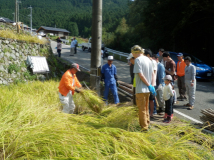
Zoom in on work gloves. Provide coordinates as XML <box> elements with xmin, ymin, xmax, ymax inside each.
<box><xmin>148</xmin><ymin>85</ymin><xmax>156</xmax><ymax>96</ymax></box>
<box><xmin>75</xmin><ymin>88</ymin><xmax>82</xmax><ymax>93</ymax></box>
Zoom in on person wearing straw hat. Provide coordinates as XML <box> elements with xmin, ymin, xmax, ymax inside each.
<box><xmin>101</xmin><ymin>56</ymin><xmax>120</xmax><ymax>104</ymax></box>
<box><xmin>132</xmin><ymin>45</ymin><xmax>155</xmax><ymax>131</ymax></box>
<box><xmin>58</xmin><ymin>63</ymin><xmax>82</xmax><ymax>114</ymax></box>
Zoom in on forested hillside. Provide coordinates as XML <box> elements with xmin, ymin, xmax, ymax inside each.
<box><xmin>0</xmin><ymin>0</ymin><xmax>128</xmax><ymax>37</ymax></box>
<box><xmin>105</xmin><ymin>0</ymin><xmax>214</xmax><ymax>66</ymax></box>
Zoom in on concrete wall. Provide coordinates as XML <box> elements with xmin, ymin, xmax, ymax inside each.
<box><xmin>0</xmin><ymin>37</ymin><xmax>50</xmax><ymax>85</ymax></box>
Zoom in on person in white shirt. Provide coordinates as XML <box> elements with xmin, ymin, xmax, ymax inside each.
<box><xmin>144</xmin><ymin>49</ymin><xmax>157</xmax><ymax>118</ymax></box>
<box><xmin>70</xmin><ymin>38</ymin><xmax>75</xmax><ymax>56</ymax></box>
<box><xmin>163</xmin><ymin>75</ymin><xmax>174</xmax><ymax>123</ymax></box>
<box><xmin>132</xmin><ymin>45</ymin><xmax>155</xmax><ymax>131</ymax></box>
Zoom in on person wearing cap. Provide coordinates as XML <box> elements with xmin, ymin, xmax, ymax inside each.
<box><xmin>127</xmin><ymin>53</ymin><xmax>136</xmax><ymax>105</ymax></box>
<box><xmin>70</xmin><ymin>38</ymin><xmax>75</xmax><ymax>56</ymax></box>
<box><xmin>144</xmin><ymin>49</ymin><xmax>157</xmax><ymax>118</ymax></box>
<box><xmin>73</xmin><ymin>37</ymin><xmax>78</xmax><ymax>54</ymax></box>
<box><xmin>101</xmin><ymin>56</ymin><xmax>120</xmax><ymax>104</ymax></box>
<box><xmin>184</xmin><ymin>56</ymin><xmax>196</xmax><ymax>110</ymax></box>
<box><xmin>127</xmin><ymin>53</ymin><xmax>135</xmax><ymax>84</ymax></box>
<box><xmin>163</xmin><ymin>75</ymin><xmax>174</xmax><ymax>123</ymax></box>
<box><xmin>58</xmin><ymin>63</ymin><xmax>82</xmax><ymax>114</ymax></box>
<box><xmin>132</xmin><ymin>45</ymin><xmax>155</xmax><ymax>131</ymax></box>
<box><xmin>176</xmin><ymin>53</ymin><xmax>187</xmax><ymax>101</ymax></box>
<box><xmin>158</xmin><ymin>48</ymin><xmax>165</xmax><ymax>66</ymax></box>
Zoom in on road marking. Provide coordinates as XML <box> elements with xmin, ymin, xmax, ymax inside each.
<box><xmin>174</xmin><ymin>109</ymin><xmax>203</xmax><ymax>124</ymax></box>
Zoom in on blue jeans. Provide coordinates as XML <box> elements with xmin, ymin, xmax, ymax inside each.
<box><xmin>104</xmin><ymin>83</ymin><xmax>120</xmax><ymax>104</ymax></box>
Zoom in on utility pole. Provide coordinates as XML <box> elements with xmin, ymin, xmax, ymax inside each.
<box><xmin>15</xmin><ymin>0</ymin><xmax>19</xmax><ymax>33</ymax></box>
<box><xmin>17</xmin><ymin>0</ymin><xmax>21</xmax><ymax>22</ymax></box>
<box><xmin>28</xmin><ymin>5</ymin><xmax>32</xmax><ymax>35</ymax></box>
<box><xmin>12</xmin><ymin>13</ymin><xmax>15</xmax><ymax>22</ymax></box>
<box><xmin>15</xmin><ymin>0</ymin><xmax>17</xmax><ymax>22</ymax></box>
<box><xmin>90</xmin><ymin>0</ymin><xmax>102</xmax><ymax>94</ymax></box>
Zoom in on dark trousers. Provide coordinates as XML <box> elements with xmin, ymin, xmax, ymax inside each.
<box><xmin>177</xmin><ymin>76</ymin><xmax>186</xmax><ymax>97</ymax></box>
<box><xmin>130</xmin><ymin>64</ymin><xmax>134</xmax><ymax>84</ymax></box>
<box><xmin>74</xmin><ymin>45</ymin><xmax>77</xmax><ymax>54</ymax></box>
<box><xmin>57</xmin><ymin>49</ymin><xmax>61</xmax><ymax>57</ymax></box>
<box><xmin>165</xmin><ymin>96</ymin><xmax>173</xmax><ymax>116</ymax></box>
<box><xmin>133</xmin><ymin>87</ymin><xmax>136</xmax><ymax>105</ymax></box>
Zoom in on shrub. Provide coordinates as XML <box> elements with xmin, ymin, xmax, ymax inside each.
<box><xmin>8</xmin><ymin>63</ymin><xmax>20</xmax><ymax>74</ymax></box>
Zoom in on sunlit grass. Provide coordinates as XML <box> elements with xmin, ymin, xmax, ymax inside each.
<box><xmin>0</xmin><ymin>81</ymin><xmax>213</xmax><ymax>159</ymax></box>
<box><xmin>0</xmin><ymin>30</ymin><xmax>47</xmax><ymax>44</ymax></box>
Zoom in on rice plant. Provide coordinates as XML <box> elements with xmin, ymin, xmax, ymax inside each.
<box><xmin>0</xmin><ymin>81</ymin><xmax>213</xmax><ymax>159</ymax></box>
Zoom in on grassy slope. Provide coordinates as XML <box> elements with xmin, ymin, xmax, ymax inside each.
<box><xmin>0</xmin><ymin>81</ymin><xmax>214</xmax><ymax>159</ymax></box>
<box><xmin>0</xmin><ymin>29</ymin><xmax>46</xmax><ymax>44</ymax></box>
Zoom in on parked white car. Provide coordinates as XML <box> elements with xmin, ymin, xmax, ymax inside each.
<box><xmin>81</xmin><ymin>38</ymin><xmax>104</xmax><ymax>52</ymax></box>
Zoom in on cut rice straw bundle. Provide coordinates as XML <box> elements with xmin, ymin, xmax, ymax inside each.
<box><xmin>79</xmin><ymin>89</ymin><xmax>104</xmax><ymax>113</ymax></box>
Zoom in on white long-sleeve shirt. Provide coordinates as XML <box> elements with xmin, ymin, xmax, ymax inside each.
<box><xmin>163</xmin><ymin>83</ymin><xmax>174</xmax><ymax>101</ymax></box>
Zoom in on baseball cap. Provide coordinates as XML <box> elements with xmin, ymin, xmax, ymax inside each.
<box><xmin>159</xmin><ymin>48</ymin><xmax>164</xmax><ymax>52</ymax></box>
<box><xmin>163</xmin><ymin>75</ymin><xmax>172</xmax><ymax>81</ymax></box>
<box><xmin>71</xmin><ymin>63</ymin><xmax>81</xmax><ymax>71</ymax></box>
<box><xmin>177</xmin><ymin>53</ymin><xmax>183</xmax><ymax>57</ymax></box>
<box><xmin>127</xmin><ymin>53</ymin><xmax>134</xmax><ymax>60</ymax></box>
<box><xmin>108</xmin><ymin>56</ymin><xmax>114</xmax><ymax>61</ymax></box>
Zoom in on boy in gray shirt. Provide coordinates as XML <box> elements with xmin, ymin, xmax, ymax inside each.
<box><xmin>184</xmin><ymin>56</ymin><xmax>196</xmax><ymax>110</ymax></box>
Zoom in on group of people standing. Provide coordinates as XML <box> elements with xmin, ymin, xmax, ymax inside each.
<box><xmin>128</xmin><ymin>46</ymin><xmax>196</xmax><ymax>131</ymax></box>
<box><xmin>56</xmin><ymin>37</ymin><xmax>78</xmax><ymax>57</ymax></box>
<box><xmin>56</xmin><ymin>39</ymin><xmax>196</xmax><ymax>131</ymax></box>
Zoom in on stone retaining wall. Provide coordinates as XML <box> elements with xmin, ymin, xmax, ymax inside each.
<box><xmin>0</xmin><ymin>37</ymin><xmax>50</xmax><ymax>85</ymax></box>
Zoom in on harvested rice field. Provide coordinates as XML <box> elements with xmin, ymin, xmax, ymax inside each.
<box><xmin>0</xmin><ymin>81</ymin><xmax>214</xmax><ymax>159</ymax></box>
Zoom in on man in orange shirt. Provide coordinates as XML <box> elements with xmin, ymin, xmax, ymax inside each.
<box><xmin>176</xmin><ymin>53</ymin><xmax>187</xmax><ymax>101</ymax></box>
<box><xmin>58</xmin><ymin>63</ymin><xmax>82</xmax><ymax>114</ymax></box>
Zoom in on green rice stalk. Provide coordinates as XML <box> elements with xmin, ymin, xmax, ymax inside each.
<box><xmin>77</xmin><ymin>89</ymin><xmax>104</xmax><ymax>114</ymax></box>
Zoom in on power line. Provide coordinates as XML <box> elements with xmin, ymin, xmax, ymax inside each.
<box><xmin>28</xmin><ymin>5</ymin><xmax>32</xmax><ymax>34</ymax></box>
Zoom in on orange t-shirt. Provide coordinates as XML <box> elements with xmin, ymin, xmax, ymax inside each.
<box><xmin>176</xmin><ymin>59</ymin><xmax>186</xmax><ymax>77</ymax></box>
<box><xmin>58</xmin><ymin>70</ymin><xmax>82</xmax><ymax>96</ymax></box>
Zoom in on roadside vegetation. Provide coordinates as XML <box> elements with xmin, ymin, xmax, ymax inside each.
<box><xmin>0</xmin><ymin>29</ymin><xmax>47</xmax><ymax>44</ymax></box>
<box><xmin>0</xmin><ymin>80</ymin><xmax>214</xmax><ymax>159</ymax></box>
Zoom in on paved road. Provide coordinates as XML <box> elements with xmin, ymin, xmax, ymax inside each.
<box><xmin>51</xmin><ymin>41</ymin><xmax>131</xmax><ymax>83</ymax></box>
<box><xmin>51</xmin><ymin>41</ymin><xmax>214</xmax><ymax>123</ymax></box>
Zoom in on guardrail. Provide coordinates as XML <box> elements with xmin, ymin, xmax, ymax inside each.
<box><xmin>106</xmin><ymin>48</ymin><xmax>129</xmax><ymax>62</ymax></box>
<box><xmin>106</xmin><ymin>48</ymin><xmax>129</xmax><ymax>58</ymax></box>
<box><xmin>61</xmin><ymin>39</ymin><xmax>69</xmax><ymax>44</ymax></box>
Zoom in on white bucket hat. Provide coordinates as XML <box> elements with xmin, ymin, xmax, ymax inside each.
<box><xmin>127</xmin><ymin>53</ymin><xmax>134</xmax><ymax>60</ymax></box>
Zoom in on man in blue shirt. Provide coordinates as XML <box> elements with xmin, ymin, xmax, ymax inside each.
<box><xmin>153</xmin><ymin>54</ymin><xmax>165</xmax><ymax>113</ymax></box>
<box><xmin>101</xmin><ymin>56</ymin><xmax>120</xmax><ymax>104</ymax></box>
<box><xmin>73</xmin><ymin>37</ymin><xmax>78</xmax><ymax>54</ymax></box>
